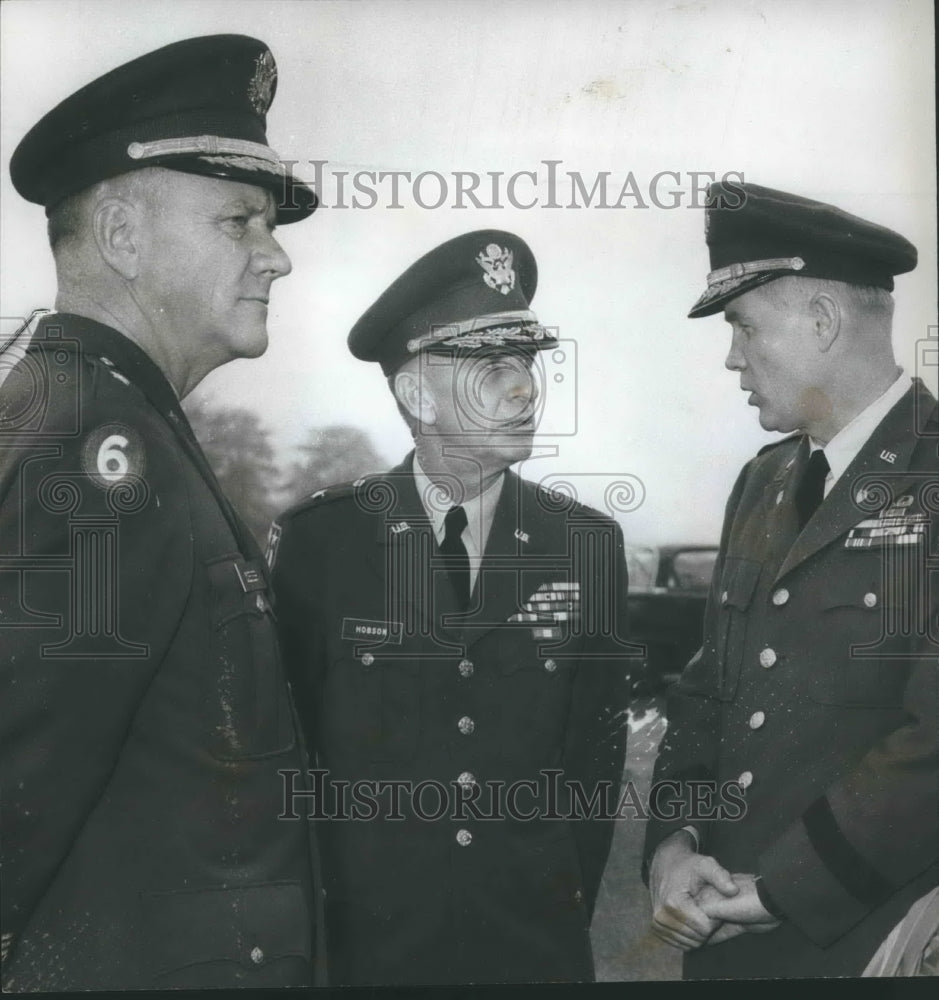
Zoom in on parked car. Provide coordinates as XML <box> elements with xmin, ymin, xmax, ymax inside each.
<box><xmin>625</xmin><ymin>544</ymin><xmax>719</xmax><ymax>693</ymax></box>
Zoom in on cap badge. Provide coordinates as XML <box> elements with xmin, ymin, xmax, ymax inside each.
<box><xmin>248</xmin><ymin>49</ymin><xmax>277</xmax><ymax>116</ymax></box>
<box><xmin>476</xmin><ymin>243</ymin><xmax>516</xmax><ymax>296</ymax></box>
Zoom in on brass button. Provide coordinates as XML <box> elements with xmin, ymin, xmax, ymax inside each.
<box><xmin>864</xmin><ymin>592</ymin><xmax>878</xmax><ymax>608</ymax></box>
<box><xmin>738</xmin><ymin>770</ymin><xmax>753</xmax><ymax>789</ymax></box>
<box><xmin>361</xmin><ymin>652</ymin><xmax>375</xmax><ymax>666</ymax></box>
<box><xmin>759</xmin><ymin>648</ymin><xmax>777</xmax><ymax>669</ymax></box>
<box><xmin>255</xmin><ymin>593</ymin><xmax>267</xmax><ymax>612</ymax></box>
<box><xmin>458</xmin><ymin>658</ymin><xmax>474</xmax><ymax>677</ymax></box>
<box><xmin>721</xmin><ymin>590</ymin><xmax>729</xmax><ymax>605</ymax></box>
<box><xmin>749</xmin><ymin>711</ymin><xmax>765</xmax><ymax>730</ymax></box>
<box><xmin>458</xmin><ymin>716</ymin><xmax>475</xmax><ymax>736</ymax></box>
<box><xmin>250</xmin><ymin>946</ymin><xmax>264</xmax><ymax>965</ymax></box>
<box><xmin>456</xmin><ymin>828</ymin><xmax>473</xmax><ymax>847</ymax></box>
<box><xmin>544</xmin><ymin>658</ymin><xmax>558</xmax><ymax>673</ymax></box>
<box><xmin>457</xmin><ymin>771</ymin><xmax>476</xmax><ymax>787</ymax></box>
<box><xmin>574</xmin><ymin>889</ymin><xmax>584</xmax><ymax>903</ymax></box>
<box><xmin>772</xmin><ymin>588</ymin><xmax>789</xmax><ymax>607</ymax></box>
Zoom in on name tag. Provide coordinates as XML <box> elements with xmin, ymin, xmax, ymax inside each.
<box><xmin>341</xmin><ymin>618</ymin><xmax>403</xmax><ymax>644</ymax></box>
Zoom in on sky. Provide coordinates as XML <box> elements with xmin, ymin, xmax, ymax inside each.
<box><xmin>1</xmin><ymin>0</ymin><xmax>936</xmax><ymax>544</ymax></box>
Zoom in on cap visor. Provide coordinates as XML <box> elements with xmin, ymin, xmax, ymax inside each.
<box><xmin>687</xmin><ymin>272</ymin><xmax>787</xmax><ymax>318</ymax></box>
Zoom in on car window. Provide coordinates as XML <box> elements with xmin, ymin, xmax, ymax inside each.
<box><xmin>669</xmin><ymin>550</ymin><xmax>718</xmax><ymax>592</ymax></box>
<box><xmin>625</xmin><ymin>546</ymin><xmax>658</xmax><ymax>589</ymax></box>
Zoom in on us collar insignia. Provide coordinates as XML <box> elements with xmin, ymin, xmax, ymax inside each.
<box><xmin>476</xmin><ymin>243</ymin><xmax>516</xmax><ymax>295</ymax></box>
<box><xmin>248</xmin><ymin>49</ymin><xmax>277</xmax><ymax>116</ymax></box>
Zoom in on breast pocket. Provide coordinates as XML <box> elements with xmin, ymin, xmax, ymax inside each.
<box><xmin>320</xmin><ymin>652</ymin><xmax>420</xmax><ymax>764</ymax></box>
<box><xmin>808</xmin><ymin>575</ymin><xmax>909</xmax><ymax>707</ymax></box>
<box><xmin>205</xmin><ymin>555</ymin><xmax>296</xmax><ymax>760</ymax></box>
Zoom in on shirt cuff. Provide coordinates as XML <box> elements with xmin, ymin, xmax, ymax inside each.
<box><xmin>680</xmin><ymin>825</ymin><xmax>700</xmax><ymax>852</ymax></box>
<box><xmin>755</xmin><ymin>875</ymin><xmax>786</xmax><ymax>920</ymax></box>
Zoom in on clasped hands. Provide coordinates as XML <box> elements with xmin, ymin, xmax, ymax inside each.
<box><xmin>649</xmin><ymin>831</ymin><xmax>781</xmax><ymax>951</ymax></box>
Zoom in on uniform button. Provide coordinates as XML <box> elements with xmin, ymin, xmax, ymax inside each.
<box><xmin>544</xmin><ymin>658</ymin><xmax>558</xmax><ymax>673</ymax></box>
<box><xmin>458</xmin><ymin>716</ymin><xmax>475</xmax><ymax>736</ymax></box>
<box><xmin>721</xmin><ymin>590</ymin><xmax>729</xmax><ymax>605</ymax></box>
<box><xmin>749</xmin><ymin>711</ymin><xmax>765</xmax><ymax>730</ymax></box>
<box><xmin>458</xmin><ymin>658</ymin><xmax>474</xmax><ymax>677</ymax></box>
<box><xmin>250</xmin><ymin>946</ymin><xmax>264</xmax><ymax>965</ymax></box>
<box><xmin>574</xmin><ymin>889</ymin><xmax>584</xmax><ymax>903</ymax></box>
<box><xmin>759</xmin><ymin>647</ymin><xmax>777</xmax><ymax>669</ymax></box>
<box><xmin>361</xmin><ymin>652</ymin><xmax>375</xmax><ymax>666</ymax></box>
<box><xmin>772</xmin><ymin>588</ymin><xmax>789</xmax><ymax>606</ymax></box>
<box><xmin>457</xmin><ymin>771</ymin><xmax>476</xmax><ymax>787</ymax></box>
<box><xmin>737</xmin><ymin>770</ymin><xmax>753</xmax><ymax>789</ymax></box>
<box><xmin>456</xmin><ymin>828</ymin><xmax>473</xmax><ymax>847</ymax></box>
<box><xmin>864</xmin><ymin>592</ymin><xmax>878</xmax><ymax>608</ymax></box>
<box><xmin>255</xmin><ymin>593</ymin><xmax>267</xmax><ymax>612</ymax></box>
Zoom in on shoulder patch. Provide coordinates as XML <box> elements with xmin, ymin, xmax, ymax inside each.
<box><xmin>265</xmin><ymin>521</ymin><xmax>282</xmax><ymax>569</ymax></box>
<box><xmin>81</xmin><ymin>422</ymin><xmax>146</xmax><ymax>489</ymax></box>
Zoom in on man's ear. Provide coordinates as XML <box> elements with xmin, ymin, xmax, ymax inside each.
<box><xmin>394</xmin><ymin>368</ymin><xmax>437</xmax><ymax>426</ymax></box>
<box><xmin>809</xmin><ymin>292</ymin><xmax>841</xmax><ymax>353</ymax></box>
<box><xmin>92</xmin><ymin>197</ymin><xmax>140</xmax><ymax>280</ymax></box>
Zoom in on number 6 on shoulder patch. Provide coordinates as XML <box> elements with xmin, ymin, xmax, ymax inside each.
<box><xmin>82</xmin><ymin>422</ymin><xmax>147</xmax><ymax>488</ymax></box>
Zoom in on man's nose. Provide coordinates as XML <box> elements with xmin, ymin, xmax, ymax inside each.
<box><xmin>253</xmin><ymin>231</ymin><xmax>293</xmax><ymax>280</ymax></box>
<box><xmin>725</xmin><ymin>332</ymin><xmax>745</xmax><ymax>372</ymax></box>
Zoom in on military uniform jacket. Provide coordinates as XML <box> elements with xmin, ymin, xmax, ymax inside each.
<box><xmin>271</xmin><ymin>457</ymin><xmax>632</xmax><ymax>985</ymax></box>
<box><xmin>643</xmin><ymin>379</ymin><xmax>939</xmax><ymax>978</ymax></box>
<box><xmin>0</xmin><ymin>315</ymin><xmax>321</xmax><ymax>991</ymax></box>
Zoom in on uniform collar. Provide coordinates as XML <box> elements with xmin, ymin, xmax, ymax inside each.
<box><xmin>809</xmin><ymin>369</ymin><xmax>911</xmax><ymax>494</ymax></box>
<box><xmin>411</xmin><ymin>452</ymin><xmax>505</xmax><ymax>554</ymax></box>
<box><xmin>31</xmin><ymin>312</ymin><xmax>184</xmax><ymax>424</ymax></box>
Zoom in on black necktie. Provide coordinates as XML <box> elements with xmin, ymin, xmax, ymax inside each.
<box><xmin>441</xmin><ymin>505</ymin><xmax>470</xmax><ymax>607</ymax></box>
<box><xmin>795</xmin><ymin>449</ymin><xmax>830</xmax><ymax>529</ymax></box>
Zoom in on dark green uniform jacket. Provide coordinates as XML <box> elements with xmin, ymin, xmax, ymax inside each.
<box><xmin>271</xmin><ymin>457</ymin><xmax>632</xmax><ymax>985</ymax></box>
<box><xmin>0</xmin><ymin>315</ymin><xmax>321</xmax><ymax>991</ymax></box>
<box><xmin>644</xmin><ymin>379</ymin><xmax>939</xmax><ymax>978</ymax></box>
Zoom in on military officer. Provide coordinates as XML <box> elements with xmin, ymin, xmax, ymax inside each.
<box><xmin>270</xmin><ymin>230</ymin><xmax>632</xmax><ymax>985</ymax></box>
<box><xmin>0</xmin><ymin>36</ymin><xmax>323</xmax><ymax>990</ymax></box>
<box><xmin>643</xmin><ymin>182</ymin><xmax>938</xmax><ymax>978</ymax></box>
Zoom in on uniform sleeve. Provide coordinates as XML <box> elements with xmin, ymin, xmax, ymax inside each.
<box><xmin>269</xmin><ymin>510</ymin><xmax>328</xmax><ymax>752</ymax></box>
<box><xmin>758</xmin><ymin>576</ymin><xmax>939</xmax><ymax>946</ymax></box>
<box><xmin>641</xmin><ymin>463</ymin><xmax>751</xmax><ymax>879</ymax></box>
<box><xmin>562</xmin><ymin>518</ymin><xmax>632</xmax><ymax>918</ymax></box>
<box><xmin>0</xmin><ymin>389</ymin><xmax>193</xmax><ymax>959</ymax></box>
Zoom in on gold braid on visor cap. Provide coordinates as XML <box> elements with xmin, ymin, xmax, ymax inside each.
<box><xmin>706</xmin><ymin>256</ymin><xmax>805</xmax><ymax>285</ymax></box>
<box><xmin>406</xmin><ymin>310</ymin><xmax>550</xmax><ymax>353</ymax></box>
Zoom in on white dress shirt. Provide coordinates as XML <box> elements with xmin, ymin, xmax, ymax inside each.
<box><xmin>809</xmin><ymin>370</ymin><xmax>911</xmax><ymax>496</ymax></box>
<box><xmin>412</xmin><ymin>454</ymin><xmax>505</xmax><ymax>593</ymax></box>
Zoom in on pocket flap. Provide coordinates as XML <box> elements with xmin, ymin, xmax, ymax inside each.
<box><xmin>720</xmin><ymin>557</ymin><xmax>761</xmax><ymax>610</ymax></box>
<box><xmin>820</xmin><ymin>577</ymin><xmax>891</xmax><ymax>611</ymax></box>
<box><xmin>143</xmin><ymin>881</ymin><xmax>310</xmax><ymax>978</ymax></box>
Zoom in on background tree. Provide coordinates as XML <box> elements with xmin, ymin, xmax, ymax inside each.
<box><xmin>184</xmin><ymin>401</ymin><xmax>278</xmax><ymax>546</ymax></box>
<box><xmin>280</xmin><ymin>425</ymin><xmax>386</xmax><ymax>509</ymax></box>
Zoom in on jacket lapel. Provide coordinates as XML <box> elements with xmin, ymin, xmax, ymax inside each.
<box><xmin>464</xmin><ymin>472</ymin><xmax>561</xmax><ymax>650</ymax></box>
<box><xmin>776</xmin><ymin>381</ymin><xmax>931</xmax><ymax>582</ymax></box>
<box><xmin>367</xmin><ymin>454</ymin><xmax>465</xmax><ymax>648</ymax></box>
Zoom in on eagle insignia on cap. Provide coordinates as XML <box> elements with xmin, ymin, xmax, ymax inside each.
<box><xmin>476</xmin><ymin>244</ymin><xmax>516</xmax><ymax>295</ymax></box>
<box><xmin>248</xmin><ymin>49</ymin><xmax>277</xmax><ymax>116</ymax></box>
